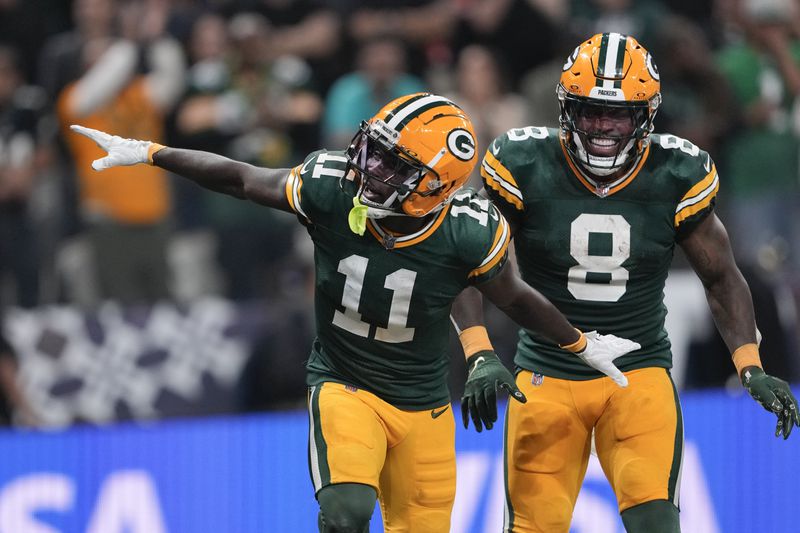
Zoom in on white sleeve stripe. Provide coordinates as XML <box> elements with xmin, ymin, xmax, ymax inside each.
<box><xmin>482</xmin><ymin>160</ymin><xmax>522</xmax><ymax>201</ymax></box>
<box><xmin>675</xmin><ymin>173</ymin><xmax>718</xmax><ymax>213</ymax></box>
<box><xmin>478</xmin><ymin>214</ymin><xmax>509</xmax><ymax>269</ymax></box>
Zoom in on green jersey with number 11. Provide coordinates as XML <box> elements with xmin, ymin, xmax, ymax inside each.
<box><xmin>481</xmin><ymin>127</ymin><xmax>719</xmax><ymax>380</ymax></box>
<box><xmin>286</xmin><ymin>150</ymin><xmax>510</xmax><ymax>409</ymax></box>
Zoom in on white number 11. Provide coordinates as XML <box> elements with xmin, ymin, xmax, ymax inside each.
<box><xmin>332</xmin><ymin>255</ymin><xmax>417</xmax><ymax>343</ymax></box>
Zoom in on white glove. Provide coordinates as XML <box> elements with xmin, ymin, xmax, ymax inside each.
<box><xmin>575</xmin><ymin>331</ymin><xmax>640</xmax><ymax>388</ymax></box>
<box><xmin>70</xmin><ymin>125</ymin><xmax>154</xmax><ymax>171</ymax></box>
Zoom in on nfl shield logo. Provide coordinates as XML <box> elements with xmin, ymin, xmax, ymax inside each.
<box><xmin>531</xmin><ymin>373</ymin><xmax>544</xmax><ymax>386</ymax></box>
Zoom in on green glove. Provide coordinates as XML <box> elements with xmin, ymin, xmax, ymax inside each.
<box><xmin>461</xmin><ymin>350</ymin><xmax>527</xmax><ymax>432</ymax></box>
<box><xmin>742</xmin><ymin>366</ymin><xmax>800</xmax><ymax>440</ymax></box>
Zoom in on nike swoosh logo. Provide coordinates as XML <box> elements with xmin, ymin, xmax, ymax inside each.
<box><xmin>491</xmin><ymin>140</ymin><xmax>500</xmax><ymax>155</ymax></box>
<box><xmin>704</xmin><ymin>154</ymin><xmax>711</xmax><ymax>173</ymax></box>
<box><xmin>470</xmin><ymin>356</ymin><xmax>486</xmax><ymax>374</ymax></box>
<box><xmin>301</xmin><ymin>158</ymin><xmax>314</xmax><ymax>175</ymax></box>
<box><xmin>431</xmin><ymin>405</ymin><xmax>450</xmax><ymax>419</ymax></box>
<box><xmin>489</xmin><ymin>208</ymin><xmax>499</xmax><ymax>221</ymax></box>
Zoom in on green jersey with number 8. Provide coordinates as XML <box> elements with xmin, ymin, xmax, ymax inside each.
<box><xmin>481</xmin><ymin>127</ymin><xmax>719</xmax><ymax>379</ymax></box>
<box><xmin>286</xmin><ymin>149</ymin><xmax>510</xmax><ymax>409</ymax></box>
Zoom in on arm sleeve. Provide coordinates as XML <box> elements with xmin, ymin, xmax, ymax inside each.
<box><xmin>674</xmin><ymin>155</ymin><xmax>719</xmax><ymax>237</ymax></box>
<box><xmin>284</xmin><ymin>149</ymin><xmax>351</xmax><ymax>225</ymax></box>
<box><xmin>480</xmin><ymin>134</ymin><xmax>526</xmax><ymax>228</ymax></box>
<box><xmin>285</xmin><ymin>164</ymin><xmax>310</xmax><ymax>223</ymax></box>
<box><xmin>468</xmin><ymin>204</ymin><xmax>511</xmax><ymax>285</ymax></box>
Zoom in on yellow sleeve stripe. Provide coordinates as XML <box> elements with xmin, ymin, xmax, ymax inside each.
<box><xmin>481</xmin><ymin>151</ymin><xmax>524</xmax><ymax>211</ymax></box>
<box><xmin>469</xmin><ymin>213</ymin><xmax>510</xmax><ymax>278</ymax></box>
<box><xmin>286</xmin><ymin>166</ymin><xmax>308</xmax><ymax>221</ymax></box>
<box><xmin>674</xmin><ymin>168</ymin><xmax>719</xmax><ymax>227</ymax></box>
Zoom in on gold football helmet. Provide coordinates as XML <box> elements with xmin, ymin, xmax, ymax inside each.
<box><xmin>558</xmin><ymin>32</ymin><xmax>661</xmax><ymax>176</ymax></box>
<box><xmin>346</xmin><ymin>93</ymin><xmax>477</xmax><ymax>218</ymax></box>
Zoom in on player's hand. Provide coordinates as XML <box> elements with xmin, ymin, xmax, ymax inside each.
<box><xmin>742</xmin><ymin>366</ymin><xmax>800</xmax><ymax>439</ymax></box>
<box><xmin>461</xmin><ymin>350</ymin><xmax>526</xmax><ymax>432</ymax></box>
<box><xmin>70</xmin><ymin>125</ymin><xmax>153</xmax><ymax>170</ymax></box>
<box><xmin>575</xmin><ymin>331</ymin><xmax>640</xmax><ymax>388</ymax></box>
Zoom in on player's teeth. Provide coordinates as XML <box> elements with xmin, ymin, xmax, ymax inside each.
<box><xmin>590</xmin><ymin>139</ymin><xmax>616</xmax><ymax>146</ymax></box>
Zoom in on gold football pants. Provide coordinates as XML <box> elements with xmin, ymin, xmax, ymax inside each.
<box><xmin>308</xmin><ymin>382</ymin><xmax>456</xmax><ymax>532</ymax></box>
<box><xmin>504</xmin><ymin>367</ymin><xmax>683</xmax><ymax>532</ymax></box>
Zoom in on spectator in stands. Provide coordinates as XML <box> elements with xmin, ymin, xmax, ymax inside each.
<box><xmin>447</xmin><ymin>44</ymin><xmax>531</xmax><ymax>187</ymax></box>
<box><xmin>322</xmin><ymin>36</ymin><xmax>425</xmax><ymax>149</ymax></box>
<box><xmin>454</xmin><ymin>0</ymin><xmax>563</xmax><ymax>90</ymax></box>
<box><xmin>0</xmin><ymin>46</ymin><xmax>49</xmax><ymax>308</ymax></box>
<box><xmin>56</xmin><ymin>0</ymin><xmax>185</xmax><ymax>306</ymax></box>
<box><xmin>171</xmin><ymin>11</ymin><xmax>314</xmax><ymax>301</ymax></box>
<box><xmin>568</xmin><ymin>0</ymin><xmax>668</xmax><ymax>51</ymax></box>
<box><xmin>224</xmin><ymin>0</ymin><xmax>344</xmax><ymax>95</ymax></box>
<box><xmin>650</xmin><ymin>15</ymin><xmax>734</xmax><ymax>158</ymax></box>
<box><xmin>37</xmin><ymin>0</ymin><xmax>116</xmax><ymax>101</ymax></box>
<box><xmin>716</xmin><ymin>0</ymin><xmax>800</xmax><ymax>272</ymax></box>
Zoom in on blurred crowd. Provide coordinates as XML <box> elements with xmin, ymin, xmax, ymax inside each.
<box><xmin>1</xmin><ymin>0</ymin><xmax>800</xmax><ymax>425</ymax></box>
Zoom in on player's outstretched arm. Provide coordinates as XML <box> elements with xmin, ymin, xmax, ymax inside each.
<box><xmin>70</xmin><ymin>125</ymin><xmax>293</xmax><ymax>213</ymax></box>
<box><xmin>681</xmin><ymin>213</ymin><xmax>800</xmax><ymax>439</ymax></box>
<box><xmin>473</xmin><ymin>263</ymin><xmax>639</xmax><ymax>387</ymax></box>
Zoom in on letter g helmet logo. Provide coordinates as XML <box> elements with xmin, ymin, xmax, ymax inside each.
<box><xmin>447</xmin><ymin>129</ymin><xmax>476</xmax><ymax>161</ymax></box>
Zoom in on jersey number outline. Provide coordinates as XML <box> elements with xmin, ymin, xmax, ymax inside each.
<box><xmin>450</xmin><ymin>190</ymin><xmax>493</xmax><ymax>226</ymax></box>
<box><xmin>657</xmin><ymin>134</ymin><xmax>700</xmax><ymax>157</ymax></box>
<box><xmin>332</xmin><ymin>255</ymin><xmax>416</xmax><ymax>343</ymax></box>
<box><xmin>567</xmin><ymin>214</ymin><xmax>631</xmax><ymax>302</ymax></box>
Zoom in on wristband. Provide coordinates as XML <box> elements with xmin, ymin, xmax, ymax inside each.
<box><xmin>459</xmin><ymin>326</ymin><xmax>493</xmax><ymax>357</ymax></box>
<box><xmin>559</xmin><ymin>329</ymin><xmax>587</xmax><ymax>353</ymax></box>
<box><xmin>732</xmin><ymin>343</ymin><xmax>762</xmax><ymax>377</ymax></box>
<box><xmin>147</xmin><ymin>143</ymin><xmax>167</xmax><ymax>165</ymax></box>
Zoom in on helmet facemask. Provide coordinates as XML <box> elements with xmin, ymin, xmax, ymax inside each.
<box><xmin>345</xmin><ymin>119</ymin><xmax>441</xmax><ymax>219</ymax></box>
<box><xmin>557</xmin><ymin>32</ymin><xmax>662</xmax><ymax>181</ymax></box>
<box><xmin>558</xmin><ymin>85</ymin><xmax>659</xmax><ymax>177</ymax></box>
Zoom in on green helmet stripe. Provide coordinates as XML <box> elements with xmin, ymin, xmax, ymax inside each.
<box><xmin>613</xmin><ymin>34</ymin><xmax>627</xmax><ymax>88</ymax></box>
<box><xmin>595</xmin><ymin>33</ymin><xmax>609</xmax><ymax>86</ymax></box>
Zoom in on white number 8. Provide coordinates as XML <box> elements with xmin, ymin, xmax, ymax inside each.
<box><xmin>567</xmin><ymin>214</ymin><xmax>630</xmax><ymax>302</ymax></box>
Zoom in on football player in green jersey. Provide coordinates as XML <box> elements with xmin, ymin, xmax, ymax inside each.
<box><xmin>452</xmin><ymin>33</ymin><xmax>800</xmax><ymax>533</ymax></box>
<box><xmin>70</xmin><ymin>92</ymin><xmax>640</xmax><ymax>532</ymax></box>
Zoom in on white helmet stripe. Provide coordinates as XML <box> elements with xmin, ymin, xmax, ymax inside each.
<box><xmin>385</xmin><ymin>95</ymin><xmax>454</xmax><ymax>130</ymax></box>
<box><xmin>602</xmin><ymin>33</ymin><xmax>622</xmax><ymax>89</ymax></box>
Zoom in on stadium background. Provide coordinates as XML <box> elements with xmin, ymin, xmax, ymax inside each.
<box><xmin>0</xmin><ymin>0</ymin><xmax>799</xmax><ymax>531</ymax></box>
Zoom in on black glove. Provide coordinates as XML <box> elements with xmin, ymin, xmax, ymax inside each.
<box><xmin>460</xmin><ymin>350</ymin><xmax>527</xmax><ymax>432</ymax></box>
<box><xmin>742</xmin><ymin>366</ymin><xmax>800</xmax><ymax>439</ymax></box>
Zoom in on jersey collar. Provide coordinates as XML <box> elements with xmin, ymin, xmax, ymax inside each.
<box><xmin>560</xmin><ymin>137</ymin><xmax>651</xmax><ymax>197</ymax></box>
<box><xmin>366</xmin><ymin>204</ymin><xmax>451</xmax><ymax>249</ymax></box>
